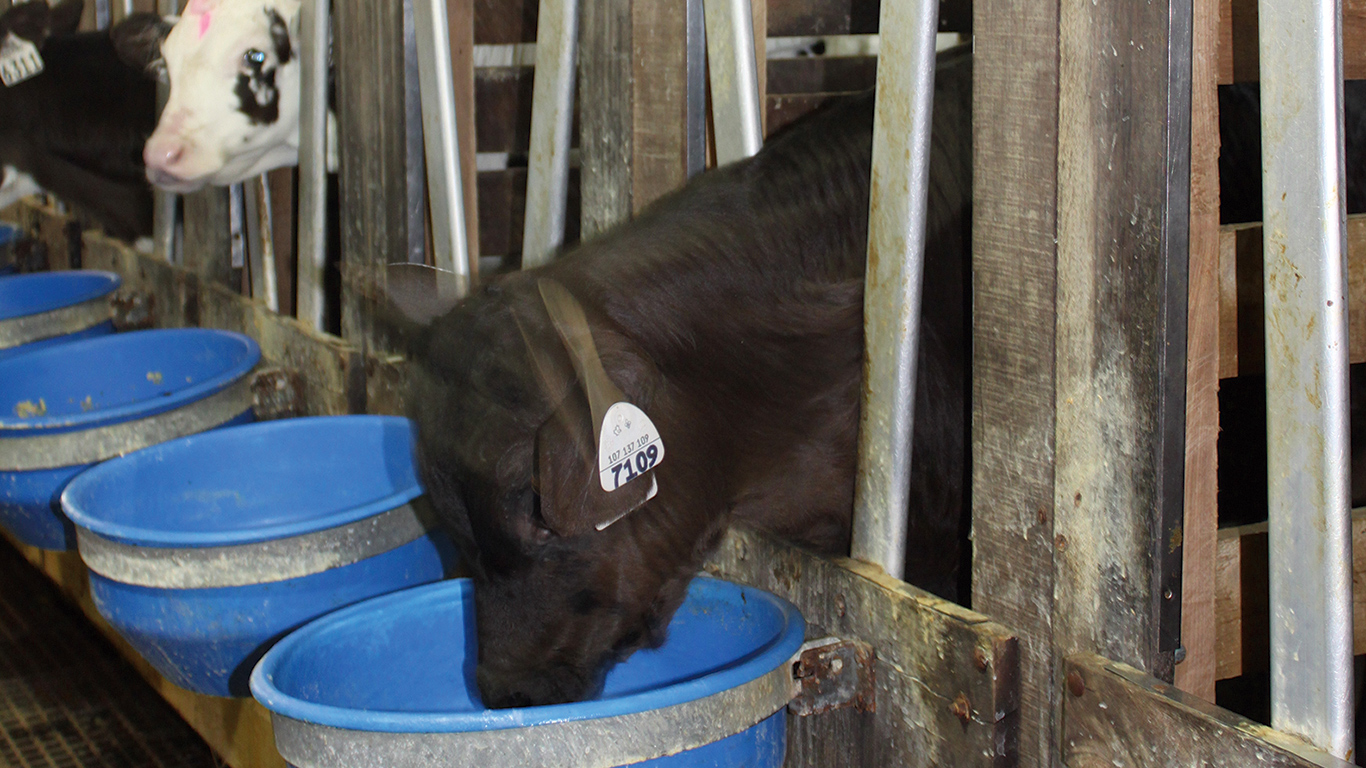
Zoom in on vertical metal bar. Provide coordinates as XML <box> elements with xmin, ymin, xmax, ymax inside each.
<box><xmin>684</xmin><ymin>0</ymin><xmax>707</xmax><ymax>178</ymax></box>
<box><xmin>245</xmin><ymin>174</ymin><xmax>279</xmax><ymax>312</ymax></box>
<box><xmin>152</xmin><ymin>0</ymin><xmax>179</xmax><ymax>265</ymax></box>
<box><xmin>403</xmin><ymin>0</ymin><xmax>428</xmax><ymax>265</ymax></box>
<box><xmin>94</xmin><ymin>0</ymin><xmax>110</xmax><ymax>29</ymax></box>
<box><xmin>296</xmin><ymin>0</ymin><xmax>330</xmax><ymax>330</ymax></box>
<box><xmin>228</xmin><ymin>183</ymin><xmax>246</xmax><ymax>281</ymax></box>
<box><xmin>702</xmin><ymin>0</ymin><xmax>762</xmax><ymax>165</ymax></box>
<box><xmin>849</xmin><ymin>0</ymin><xmax>940</xmax><ymax>580</ymax></box>
<box><xmin>414</xmin><ymin>0</ymin><xmax>471</xmax><ymax>300</ymax></box>
<box><xmin>1259</xmin><ymin>0</ymin><xmax>1354</xmax><ymax>756</ymax></box>
<box><xmin>120</xmin><ymin>0</ymin><xmax>133</xmax><ymax>20</ymax></box>
<box><xmin>520</xmin><ymin>0</ymin><xmax>579</xmax><ymax>269</ymax></box>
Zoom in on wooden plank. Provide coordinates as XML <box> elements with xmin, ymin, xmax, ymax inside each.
<box><xmin>476</xmin><ymin>168</ymin><xmax>581</xmax><ymax>260</ymax></box>
<box><xmin>4</xmin><ymin>537</ymin><xmax>286</xmax><ymax>768</ymax></box>
<box><xmin>706</xmin><ymin>525</ymin><xmax>1019</xmax><ymax>767</ymax></box>
<box><xmin>766</xmin><ymin>56</ymin><xmax>878</xmax><ymax>95</ymax></box>
<box><xmin>1217</xmin><ymin>0</ymin><xmax>1366</xmax><ymax>83</ymax></box>
<box><xmin>181</xmin><ymin>187</ymin><xmax>235</xmax><ymax>288</ymax></box>
<box><xmin>1054</xmin><ymin>0</ymin><xmax>1189</xmax><ymax>677</ymax></box>
<box><xmin>1063</xmin><ymin>653</ymin><xmax>1353</xmax><ymax>768</ymax></box>
<box><xmin>630</xmin><ymin>0</ymin><xmax>689</xmax><ymax>213</ymax></box>
<box><xmin>1174</xmin><ymin>0</ymin><xmax>1220</xmax><ymax>702</ymax></box>
<box><xmin>266</xmin><ymin>167</ymin><xmax>296</xmax><ymax>317</ymax></box>
<box><xmin>335</xmin><ymin>0</ymin><xmax>410</xmax><ymax>344</ymax></box>
<box><xmin>474</xmin><ymin>0</ymin><xmax>537</xmax><ymax>44</ymax></box>
<box><xmin>1216</xmin><ymin>216</ymin><xmax>1366</xmax><ymax>378</ymax></box>
<box><xmin>578</xmin><ymin>0</ymin><xmax>633</xmax><ymax>237</ymax></box>
<box><xmin>971</xmin><ymin>0</ymin><xmax>1062</xmax><ymax>763</ymax></box>
<box><xmin>1213</xmin><ymin>511</ymin><xmax>1366</xmax><ymax>681</ymax></box>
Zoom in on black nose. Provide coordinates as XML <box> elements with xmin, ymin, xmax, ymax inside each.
<box><xmin>476</xmin><ymin>662</ymin><xmax>591</xmax><ymax>709</ymax></box>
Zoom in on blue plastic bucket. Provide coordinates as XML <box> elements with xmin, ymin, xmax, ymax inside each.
<box><xmin>62</xmin><ymin>415</ymin><xmax>458</xmax><ymax>698</ymax></box>
<box><xmin>251</xmin><ymin>576</ymin><xmax>803</xmax><ymax>767</ymax></box>
<box><xmin>0</xmin><ymin>270</ymin><xmax>121</xmax><ymax>359</ymax></box>
<box><xmin>0</xmin><ymin>328</ymin><xmax>259</xmax><ymax>549</ymax></box>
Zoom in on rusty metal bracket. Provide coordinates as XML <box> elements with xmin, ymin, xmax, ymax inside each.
<box><xmin>252</xmin><ymin>367</ymin><xmax>306</xmax><ymax>421</ymax></box>
<box><xmin>788</xmin><ymin>636</ymin><xmax>876</xmax><ymax>716</ymax></box>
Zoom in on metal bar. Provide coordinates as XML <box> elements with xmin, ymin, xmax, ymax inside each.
<box><xmin>94</xmin><ymin>0</ymin><xmax>110</xmax><ymax>29</ymax></box>
<box><xmin>702</xmin><ymin>0</ymin><xmax>763</xmax><ymax>165</ymax></box>
<box><xmin>296</xmin><ymin>0</ymin><xmax>330</xmax><ymax>331</ymax></box>
<box><xmin>849</xmin><ymin>0</ymin><xmax>940</xmax><ymax>580</ymax></box>
<box><xmin>228</xmin><ymin>182</ymin><xmax>246</xmax><ymax>277</ymax></box>
<box><xmin>403</xmin><ymin>0</ymin><xmax>428</xmax><ymax>265</ymax></box>
<box><xmin>152</xmin><ymin>0</ymin><xmax>179</xmax><ymax>265</ymax></box>
<box><xmin>519</xmin><ymin>0</ymin><xmax>579</xmax><ymax>269</ymax></box>
<box><xmin>121</xmin><ymin>0</ymin><xmax>133</xmax><ymax>19</ymax></box>
<box><xmin>245</xmin><ymin>174</ymin><xmax>279</xmax><ymax>312</ymax></box>
<box><xmin>414</xmin><ymin>0</ymin><xmax>471</xmax><ymax>299</ymax></box>
<box><xmin>685</xmin><ymin>0</ymin><xmax>707</xmax><ymax>178</ymax></box>
<box><xmin>1259</xmin><ymin>0</ymin><xmax>1354</xmax><ymax>756</ymax></box>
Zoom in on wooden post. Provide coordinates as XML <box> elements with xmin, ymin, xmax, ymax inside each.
<box><xmin>971</xmin><ymin>0</ymin><xmax>1062</xmax><ymax>764</ymax></box>
<box><xmin>1176</xmin><ymin>0</ymin><xmax>1222</xmax><ymax>701</ymax></box>
<box><xmin>180</xmin><ymin>188</ymin><xmax>233</xmax><ymax>287</ymax></box>
<box><xmin>974</xmin><ymin>0</ymin><xmax>1191</xmax><ymax>762</ymax></box>
<box><xmin>335</xmin><ymin>0</ymin><xmax>412</xmax><ymax>344</ymax></box>
<box><xmin>579</xmin><ymin>0</ymin><xmax>690</xmax><ymax>238</ymax></box>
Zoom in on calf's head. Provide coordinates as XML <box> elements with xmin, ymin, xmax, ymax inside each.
<box><xmin>391</xmin><ymin>271</ymin><xmax>711</xmax><ymax>709</ymax></box>
<box><xmin>119</xmin><ymin>0</ymin><xmax>301</xmax><ymax>191</ymax></box>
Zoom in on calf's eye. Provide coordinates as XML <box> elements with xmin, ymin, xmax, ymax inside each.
<box><xmin>244</xmin><ymin>49</ymin><xmax>267</xmax><ymax>68</ymax></box>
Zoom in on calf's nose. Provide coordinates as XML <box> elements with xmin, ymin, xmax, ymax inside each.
<box><xmin>143</xmin><ymin>137</ymin><xmax>185</xmax><ymax>172</ymax></box>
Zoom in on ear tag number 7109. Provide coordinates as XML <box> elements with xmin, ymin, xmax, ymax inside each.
<box><xmin>598</xmin><ymin>401</ymin><xmax>665</xmax><ymax>492</ymax></box>
<box><xmin>0</xmin><ymin>34</ymin><xmax>43</xmax><ymax>87</ymax></box>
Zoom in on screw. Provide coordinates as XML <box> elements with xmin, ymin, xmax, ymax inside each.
<box><xmin>951</xmin><ymin>692</ymin><xmax>971</xmax><ymax>724</ymax></box>
<box><xmin>973</xmin><ymin>647</ymin><xmax>989</xmax><ymax>671</ymax></box>
<box><xmin>1067</xmin><ymin>670</ymin><xmax>1085</xmax><ymax>698</ymax></box>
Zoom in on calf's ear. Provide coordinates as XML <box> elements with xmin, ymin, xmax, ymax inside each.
<box><xmin>0</xmin><ymin>1</ymin><xmax>54</xmax><ymax>45</ymax></box>
<box><xmin>535</xmin><ymin>390</ymin><xmax>656</xmax><ymax>537</ymax></box>
<box><xmin>111</xmin><ymin>12</ymin><xmax>174</xmax><ymax>79</ymax></box>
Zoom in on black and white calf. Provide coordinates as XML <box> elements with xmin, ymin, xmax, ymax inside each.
<box><xmin>0</xmin><ymin>0</ymin><xmax>158</xmax><ymax>239</ymax></box>
<box><xmin>118</xmin><ymin>0</ymin><xmax>308</xmax><ymax>191</ymax></box>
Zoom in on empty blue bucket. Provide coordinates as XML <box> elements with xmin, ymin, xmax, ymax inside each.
<box><xmin>250</xmin><ymin>576</ymin><xmax>803</xmax><ymax>767</ymax></box>
<box><xmin>0</xmin><ymin>328</ymin><xmax>259</xmax><ymax>549</ymax></box>
<box><xmin>0</xmin><ymin>270</ymin><xmax>121</xmax><ymax>359</ymax></box>
<box><xmin>62</xmin><ymin>415</ymin><xmax>458</xmax><ymax>698</ymax></box>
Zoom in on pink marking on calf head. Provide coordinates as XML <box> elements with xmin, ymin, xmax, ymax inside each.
<box><xmin>198</xmin><ymin>11</ymin><xmax>211</xmax><ymax>38</ymax></box>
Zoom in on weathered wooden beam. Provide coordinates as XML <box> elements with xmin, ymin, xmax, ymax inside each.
<box><xmin>1063</xmin><ymin>652</ymin><xmax>1353</xmax><ymax>767</ymax></box>
<box><xmin>705</xmin><ymin>525</ymin><xmax>1019</xmax><ymax>767</ymax></box>
<box><xmin>335</xmin><ymin>0</ymin><xmax>411</xmax><ymax>342</ymax></box>
<box><xmin>181</xmin><ymin>187</ymin><xmax>234</xmax><ymax>288</ymax></box>
<box><xmin>1217</xmin><ymin>0</ymin><xmax>1366</xmax><ymax>83</ymax></box>
<box><xmin>1216</xmin><ymin>215</ymin><xmax>1366</xmax><ymax>379</ymax></box>
<box><xmin>1174</xmin><ymin>0</ymin><xmax>1222</xmax><ymax>702</ymax></box>
<box><xmin>970</xmin><ymin>0</ymin><xmax>1061</xmax><ymax>766</ymax></box>
<box><xmin>1054</xmin><ymin>0</ymin><xmax>1189</xmax><ymax>678</ymax></box>
<box><xmin>1213</xmin><ymin>510</ymin><xmax>1366</xmax><ymax>681</ymax></box>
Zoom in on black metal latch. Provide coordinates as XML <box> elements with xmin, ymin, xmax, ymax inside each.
<box><xmin>788</xmin><ymin>637</ymin><xmax>876</xmax><ymax>716</ymax></box>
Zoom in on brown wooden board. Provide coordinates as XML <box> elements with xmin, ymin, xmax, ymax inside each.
<box><xmin>970</xmin><ymin>0</ymin><xmax>1062</xmax><ymax>764</ymax></box>
<box><xmin>578</xmin><ymin>0</ymin><xmax>634</xmax><ymax>238</ymax></box>
<box><xmin>766</xmin><ymin>57</ymin><xmax>878</xmax><ymax>95</ymax></box>
<box><xmin>181</xmin><ymin>186</ymin><xmax>234</xmax><ymax>288</ymax></box>
<box><xmin>1217</xmin><ymin>216</ymin><xmax>1366</xmax><ymax>378</ymax></box>
<box><xmin>630</xmin><ymin>0</ymin><xmax>690</xmax><ymax>213</ymax></box>
<box><xmin>334</xmin><ymin>0</ymin><xmax>411</xmax><ymax>346</ymax></box>
<box><xmin>1218</xmin><ymin>0</ymin><xmax>1366</xmax><ymax>83</ymax></box>
<box><xmin>1175</xmin><ymin>0</ymin><xmax>1222</xmax><ymax>702</ymax></box>
<box><xmin>1062</xmin><ymin>653</ymin><xmax>1353</xmax><ymax>767</ymax></box>
<box><xmin>1054</xmin><ymin>0</ymin><xmax>1188</xmax><ymax>677</ymax></box>
<box><xmin>476</xmin><ymin>168</ymin><xmax>582</xmax><ymax>261</ymax></box>
<box><xmin>705</xmin><ymin>525</ymin><xmax>1019</xmax><ymax>767</ymax></box>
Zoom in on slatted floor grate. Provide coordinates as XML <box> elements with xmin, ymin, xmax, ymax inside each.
<box><xmin>0</xmin><ymin>542</ymin><xmax>221</xmax><ymax>768</ymax></box>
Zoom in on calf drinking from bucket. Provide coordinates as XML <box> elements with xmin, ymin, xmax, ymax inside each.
<box><xmin>388</xmin><ymin>48</ymin><xmax>972</xmax><ymax>709</ymax></box>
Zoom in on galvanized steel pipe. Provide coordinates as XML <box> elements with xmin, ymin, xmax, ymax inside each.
<box><xmin>414</xmin><ymin>0</ymin><xmax>471</xmax><ymax>298</ymax></box>
<box><xmin>1259</xmin><ymin>0</ymin><xmax>1355</xmax><ymax>756</ymax></box>
<box><xmin>296</xmin><ymin>0</ymin><xmax>330</xmax><ymax>329</ymax></box>
<box><xmin>850</xmin><ymin>0</ymin><xmax>940</xmax><ymax>580</ymax></box>
<box><xmin>520</xmin><ymin>0</ymin><xmax>579</xmax><ymax>269</ymax></box>
<box><xmin>702</xmin><ymin>0</ymin><xmax>763</xmax><ymax>165</ymax></box>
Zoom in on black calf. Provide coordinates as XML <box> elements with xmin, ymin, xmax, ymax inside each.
<box><xmin>393</xmin><ymin>46</ymin><xmax>973</xmax><ymax>709</ymax></box>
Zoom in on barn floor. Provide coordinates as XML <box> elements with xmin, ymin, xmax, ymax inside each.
<box><xmin>0</xmin><ymin>541</ymin><xmax>221</xmax><ymax>768</ymax></box>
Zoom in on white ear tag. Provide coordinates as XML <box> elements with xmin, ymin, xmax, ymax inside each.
<box><xmin>0</xmin><ymin>34</ymin><xmax>43</xmax><ymax>87</ymax></box>
<box><xmin>597</xmin><ymin>401</ymin><xmax>665</xmax><ymax>492</ymax></box>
